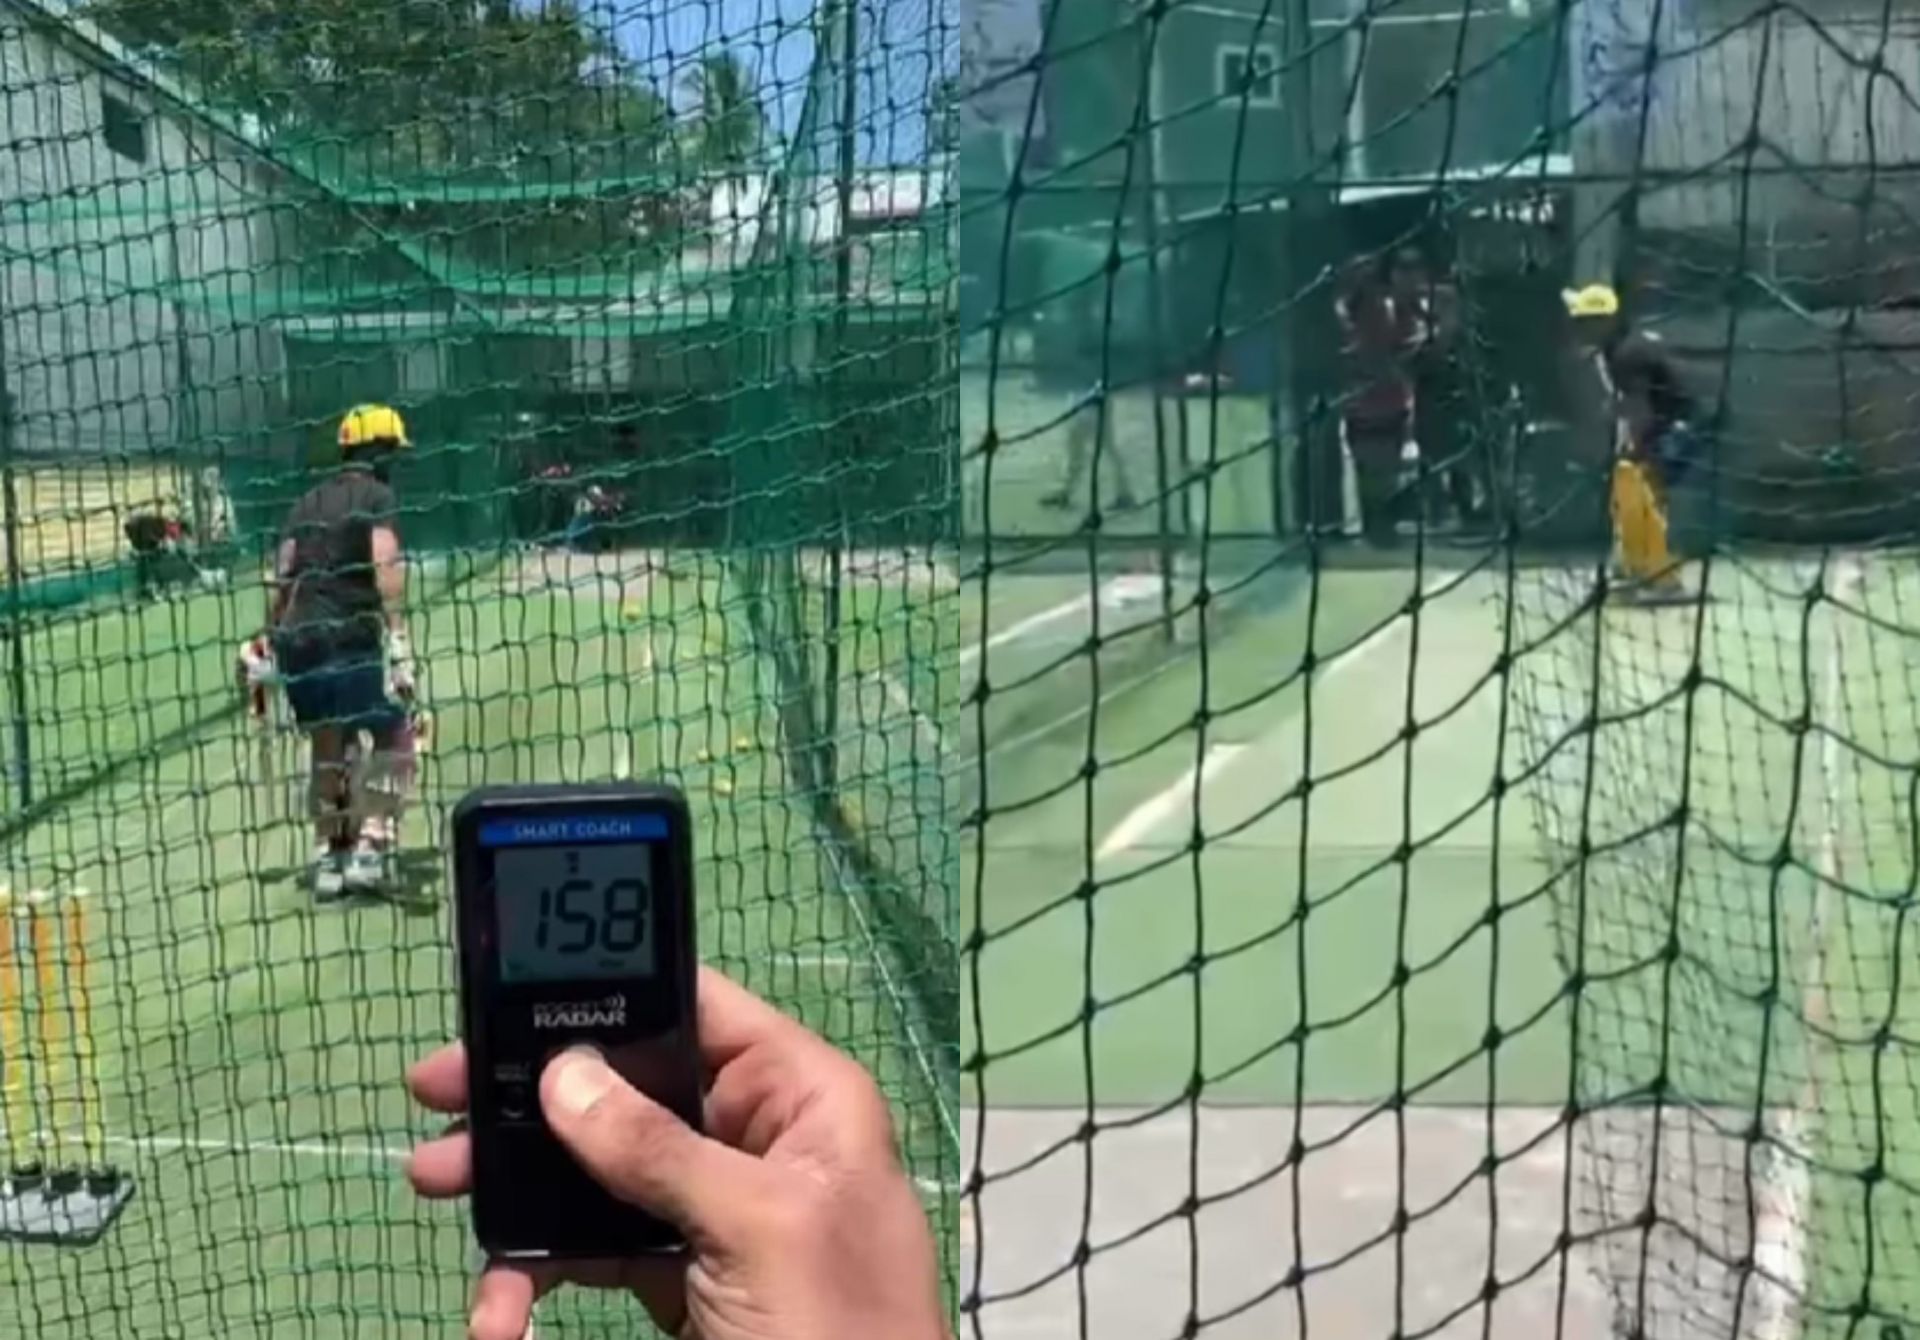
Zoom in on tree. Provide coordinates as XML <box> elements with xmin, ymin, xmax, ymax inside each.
<box><xmin>84</xmin><ymin>0</ymin><xmax>685</xmax><ymax>273</ymax></box>
<box><xmin>89</xmin><ymin>0</ymin><xmax>669</xmax><ymax>171</ymax></box>
<box><xmin>682</xmin><ymin>50</ymin><xmax>766</xmax><ymax>178</ymax></box>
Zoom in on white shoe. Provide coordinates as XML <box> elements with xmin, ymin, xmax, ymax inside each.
<box><xmin>312</xmin><ymin>848</ymin><xmax>347</xmax><ymax>901</ymax></box>
<box><xmin>343</xmin><ymin>844</ymin><xmax>389</xmax><ymax>893</ymax></box>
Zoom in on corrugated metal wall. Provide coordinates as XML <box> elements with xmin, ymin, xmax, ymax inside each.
<box><xmin>0</xmin><ymin>16</ymin><xmax>284</xmax><ymax>460</ymax></box>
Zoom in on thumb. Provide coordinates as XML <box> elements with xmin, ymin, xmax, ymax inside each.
<box><xmin>540</xmin><ymin>1046</ymin><xmax>761</xmax><ymax>1243</ymax></box>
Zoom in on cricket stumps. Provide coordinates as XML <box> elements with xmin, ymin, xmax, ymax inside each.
<box><xmin>0</xmin><ymin>887</ymin><xmax>133</xmax><ymax>1245</ymax></box>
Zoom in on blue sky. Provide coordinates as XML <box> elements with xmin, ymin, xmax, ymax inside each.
<box><xmin>609</xmin><ymin>0</ymin><xmax>946</xmax><ymax>163</ymax></box>
<box><xmin>617</xmin><ymin>0</ymin><xmax>817</xmax><ymax>134</ymax></box>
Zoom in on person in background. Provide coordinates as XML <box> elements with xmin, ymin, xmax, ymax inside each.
<box><xmin>1290</xmin><ymin>260</ymin><xmax>1349</xmax><ymax>536</ymax></box>
<box><xmin>1040</xmin><ymin>284</ymin><xmax>1139</xmax><ymax>516</ymax></box>
<box><xmin>565</xmin><ymin>479</ymin><xmax>628</xmax><ymax>553</ymax></box>
<box><xmin>527</xmin><ymin>461</ymin><xmax>575</xmax><ymax>546</ymax></box>
<box><xmin>124</xmin><ymin>503</ymin><xmax>189</xmax><ymax>601</ymax></box>
<box><xmin>1336</xmin><ymin>257</ymin><xmax>1415</xmax><ymax>546</ymax></box>
<box><xmin>192</xmin><ymin>466</ymin><xmax>237</xmax><ymax>585</ymax></box>
<box><xmin>1563</xmin><ymin>284</ymin><xmax>1704</xmax><ymax>603</ymax></box>
<box><xmin>404</xmin><ymin>965</ymin><xmax>952</xmax><ymax>1340</ymax></box>
<box><xmin>197</xmin><ymin>467</ymin><xmax>234</xmax><ymax>547</ymax></box>
<box><xmin>1390</xmin><ymin>249</ymin><xmax>1485</xmax><ymax>530</ymax></box>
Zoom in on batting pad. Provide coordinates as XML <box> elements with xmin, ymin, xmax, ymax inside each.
<box><xmin>351</xmin><ymin>722</ymin><xmax>419</xmax><ymax>844</ymax></box>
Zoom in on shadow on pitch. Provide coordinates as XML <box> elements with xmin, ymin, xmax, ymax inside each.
<box><xmin>253</xmin><ymin>848</ymin><xmax>443</xmax><ymax>916</ymax></box>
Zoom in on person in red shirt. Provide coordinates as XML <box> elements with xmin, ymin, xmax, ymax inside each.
<box><xmin>536</xmin><ymin>461</ymin><xmax>575</xmax><ymax>545</ymax></box>
<box><xmin>1390</xmin><ymin>249</ymin><xmax>1483</xmax><ymax>529</ymax></box>
<box><xmin>124</xmin><ymin>503</ymin><xmax>191</xmax><ymax>601</ymax></box>
<box><xmin>1336</xmin><ymin>259</ymin><xmax>1415</xmax><ymax>545</ymax></box>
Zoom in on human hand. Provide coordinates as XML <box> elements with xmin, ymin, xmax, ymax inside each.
<box><xmin>405</xmin><ymin>965</ymin><xmax>951</xmax><ymax>1340</ymax></box>
<box><xmin>386</xmin><ymin>628</ymin><xmax>417</xmax><ymax>700</ymax></box>
<box><xmin>235</xmin><ymin>635</ymin><xmax>277</xmax><ymax>691</ymax></box>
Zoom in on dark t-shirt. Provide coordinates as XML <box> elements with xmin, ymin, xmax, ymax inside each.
<box><xmin>1609</xmin><ymin>332</ymin><xmax>1701</xmax><ymax>482</ymax></box>
<box><xmin>1608</xmin><ymin>334</ymin><xmax>1693</xmax><ymax>432</ymax></box>
<box><xmin>279</xmin><ymin>467</ymin><xmax>397</xmax><ymax>653</ymax></box>
<box><xmin>124</xmin><ymin>513</ymin><xmax>172</xmax><ymax>553</ymax></box>
<box><xmin>1337</xmin><ymin>290</ymin><xmax>1413</xmax><ymax>427</ymax></box>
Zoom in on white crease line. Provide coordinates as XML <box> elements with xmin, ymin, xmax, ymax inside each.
<box><xmin>127</xmin><ymin>1133</ymin><xmax>406</xmax><ymax>1161</ymax></box>
<box><xmin>960</xmin><ymin>592</ymin><xmax>1091</xmax><ymax>667</ymax></box>
<box><xmin>960</xmin><ymin>573</ymin><xmax>1170</xmax><ymax>673</ymax></box>
<box><xmin>1755</xmin><ymin>556</ymin><xmax>1859</xmax><ymax>1340</ymax></box>
<box><xmin>1097</xmin><ymin>743</ymin><xmax>1247</xmax><ymax>860</ymax></box>
<box><xmin>1091</xmin><ymin>572</ymin><xmax>1460</xmax><ymax>859</ymax></box>
<box><xmin>1754</xmin><ymin>1119</ymin><xmax>1810</xmax><ymax>1340</ymax></box>
<box><xmin>1315</xmin><ymin>573</ymin><xmax>1460</xmax><ymax>680</ymax></box>
<box><xmin>1318</xmin><ymin>615</ymin><xmax>1405</xmax><ymax>678</ymax></box>
<box><xmin>41</xmin><ymin>1132</ymin><xmax>963</xmax><ymax>1203</ymax></box>
<box><xmin>16</xmin><ymin>1132</ymin><xmax>412</xmax><ymax>1163</ymax></box>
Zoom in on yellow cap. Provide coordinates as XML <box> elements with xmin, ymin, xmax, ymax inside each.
<box><xmin>338</xmin><ymin>404</ymin><xmax>411</xmax><ymax>453</ymax></box>
<box><xmin>1562</xmin><ymin>284</ymin><xmax>1621</xmax><ymax>319</ymax></box>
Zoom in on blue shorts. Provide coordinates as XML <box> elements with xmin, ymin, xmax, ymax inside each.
<box><xmin>280</xmin><ymin>653</ymin><xmax>405</xmax><ymax>734</ymax></box>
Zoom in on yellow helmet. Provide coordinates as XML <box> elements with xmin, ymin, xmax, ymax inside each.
<box><xmin>1561</xmin><ymin>284</ymin><xmax>1621</xmax><ymax>320</ymax></box>
<box><xmin>338</xmin><ymin>404</ymin><xmax>411</xmax><ymax>453</ymax></box>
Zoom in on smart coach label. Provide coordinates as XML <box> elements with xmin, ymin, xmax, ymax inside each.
<box><xmin>479</xmin><ymin>814</ymin><xmax>670</xmax><ymax>847</ymax></box>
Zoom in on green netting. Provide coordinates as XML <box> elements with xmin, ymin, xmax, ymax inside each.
<box><xmin>962</xmin><ymin>0</ymin><xmax>1920</xmax><ymax>1336</ymax></box>
<box><xmin>0</xmin><ymin>0</ymin><xmax>956</xmax><ymax>1332</ymax></box>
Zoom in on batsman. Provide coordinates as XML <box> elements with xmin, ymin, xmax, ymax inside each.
<box><xmin>1564</xmin><ymin>284</ymin><xmax>1707</xmax><ymax>603</ymax></box>
<box><xmin>255</xmin><ymin>404</ymin><xmax>424</xmax><ymax>899</ymax></box>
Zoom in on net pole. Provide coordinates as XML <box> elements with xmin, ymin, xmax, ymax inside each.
<box><xmin>821</xmin><ymin>537</ymin><xmax>843</xmax><ymax>793</ymax></box>
<box><xmin>0</xmin><ymin>325</ymin><xmax>29</xmax><ymax>812</ymax></box>
<box><xmin>818</xmin><ymin>0</ymin><xmax>861</xmax><ymax>793</ymax></box>
<box><xmin>1342</xmin><ymin>0</ymin><xmax>1369</xmax><ymax>179</ymax></box>
<box><xmin>168</xmin><ymin>226</ymin><xmax>195</xmax><ymax>466</ymax></box>
<box><xmin>1280</xmin><ymin>0</ymin><xmax>1334</xmax><ymax>542</ymax></box>
<box><xmin>1139</xmin><ymin>43</ymin><xmax>1176</xmax><ymax>641</ymax></box>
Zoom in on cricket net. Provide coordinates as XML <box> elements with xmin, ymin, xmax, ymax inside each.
<box><xmin>960</xmin><ymin>0</ymin><xmax>1920</xmax><ymax>1333</ymax></box>
<box><xmin>0</xmin><ymin>0</ymin><xmax>955</xmax><ymax>1335</ymax></box>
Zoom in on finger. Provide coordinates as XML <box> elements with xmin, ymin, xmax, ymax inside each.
<box><xmin>695</xmin><ymin>964</ymin><xmax>838</xmax><ymax>1069</ymax></box>
<box><xmin>468</xmin><ymin>1261</ymin><xmax>557</xmax><ymax>1340</ymax></box>
<box><xmin>540</xmin><ymin>1045</ymin><xmax>768</xmax><ymax>1241</ymax></box>
<box><xmin>696</xmin><ymin>967</ymin><xmax>897</xmax><ymax>1161</ymax></box>
<box><xmin>405</xmin><ymin>1131</ymin><xmax>470</xmax><ymax>1198</ymax></box>
<box><xmin>703</xmin><ymin>1032</ymin><xmax>896</xmax><ymax>1167</ymax></box>
<box><xmin>407</xmin><ymin>1043</ymin><xmax>468</xmax><ymax>1114</ymax></box>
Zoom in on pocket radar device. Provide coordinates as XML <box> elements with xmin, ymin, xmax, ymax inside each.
<box><xmin>452</xmin><ymin>783</ymin><xmax>701</xmax><ymax>1258</ymax></box>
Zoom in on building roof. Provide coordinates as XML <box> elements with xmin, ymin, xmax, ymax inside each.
<box><xmin>0</xmin><ymin>0</ymin><xmax>267</xmax><ymax>149</ymax></box>
<box><xmin>2</xmin><ymin>0</ymin><xmax>947</xmax><ymax>328</ymax></box>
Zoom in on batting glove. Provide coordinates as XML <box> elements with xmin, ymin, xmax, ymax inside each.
<box><xmin>387</xmin><ymin>628</ymin><xmax>418</xmax><ymax>702</ymax></box>
<box><xmin>236</xmin><ymin>635</ymin><xmax>278</xmax><ymax>688</ymax></box>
